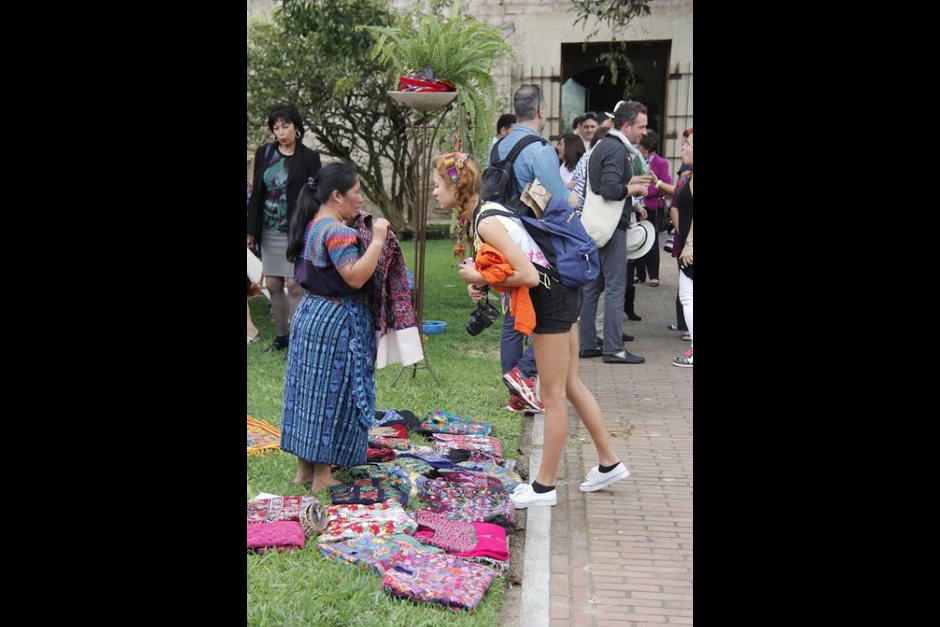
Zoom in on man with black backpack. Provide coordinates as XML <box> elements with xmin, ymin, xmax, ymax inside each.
<box><xmin>494</xmin><ymin>85</ymin><xmax>569</xmax><ymax>201</ymax></box>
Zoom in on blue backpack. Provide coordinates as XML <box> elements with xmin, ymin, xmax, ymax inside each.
<box><xmin>474</xmin><ymin>197</ymin><xmax>599</xmax><ymax>289</ymax></box>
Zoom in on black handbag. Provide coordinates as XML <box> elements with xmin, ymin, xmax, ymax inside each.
<box><xmin>655</xmin><ymin>192</ymin><xmax>670</xmax><ymax>232</ymax></box>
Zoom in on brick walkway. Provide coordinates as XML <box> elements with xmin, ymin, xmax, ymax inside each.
<box><xmin>548</xmin><ymin>253</ymin><xmax>693</xmax><ymax>627</ymax></box>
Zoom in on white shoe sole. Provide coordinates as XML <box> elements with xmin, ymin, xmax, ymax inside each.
<box><xmin>505</xmin><ymin>402</ymin><xmax>543</xmax><ymax>414</ymax></box>
<box><xmin>506</xmin><ymin>406</ymin><xmax>542</xmax><ymax>415</ymax></box>
<box><xmin>511</xmin><ymin>494</ymin><xmax>557</xmax><ymax>509</ymax></box>
<box><xmin>672</xmin><ymin>361</ymin><xmax>693</xmax><ymax>368</ymax></box>
<box><xmin>580</xmin><ymin>466</ymin><xmax>630</xmax><ymax>492</ymax></box>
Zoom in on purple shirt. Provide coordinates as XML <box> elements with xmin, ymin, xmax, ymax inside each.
<box><xmin>644</xmin><ymin>153</ymin><xmax>672</xmax><ymax>211</ymax></box>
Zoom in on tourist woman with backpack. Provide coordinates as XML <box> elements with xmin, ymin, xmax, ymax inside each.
<box><xmin>433</xmin><ymin>151</ymin><xmax>630</xmax><ymax>509</ymax></box>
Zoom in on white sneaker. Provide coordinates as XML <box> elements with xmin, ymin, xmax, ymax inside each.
<box><xmin>580</xmin><ymin>463</ymin><xmax>630</xmax><ymax>492</ymax></box>
<box><xmin>510</xmin><ymin>483</ymin><xmax>557</xmax><ymax>509</ymax></box>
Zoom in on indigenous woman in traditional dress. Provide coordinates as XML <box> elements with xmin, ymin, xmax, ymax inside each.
<box><xmin>280</xmin><ymin>162</ymin><xmax>390</xmax><ymax>491</ymax></box>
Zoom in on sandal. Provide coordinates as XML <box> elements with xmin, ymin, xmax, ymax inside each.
<box><xmin>681</xmin><ymin>333</ymin><xmax>691</xmax><ymax>341</ymax></box>
<box><xmin>650</xmin><ymin>279</ymin><xmax>660</xmax><ymax>287</ymax></box>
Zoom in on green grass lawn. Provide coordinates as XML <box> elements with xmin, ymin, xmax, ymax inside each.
<box><xmin>248</xmin><ymin>239</ymin><xmax>523</xmax><ymax>626</ymax></box>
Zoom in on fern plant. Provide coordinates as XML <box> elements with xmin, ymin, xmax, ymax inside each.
<box><xmin>365</xmin><ymin>1</ymin><xmax>514</xmax><ymax>163</ymax></box>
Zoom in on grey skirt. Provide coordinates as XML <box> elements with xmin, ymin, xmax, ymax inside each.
<box><xmin>261</xmin><ymin>228</ymin><xmax>294</xmax><ymax>278</ymax></box>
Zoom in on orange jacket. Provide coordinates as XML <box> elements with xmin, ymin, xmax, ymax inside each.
<box><xmin>475</xmin><ymin>244</ymin><xmax>536</xmax><ymax>337</ymax></box>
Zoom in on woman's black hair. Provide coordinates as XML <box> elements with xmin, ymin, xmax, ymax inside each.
<box><xmin>560</xmin><ymin>133</ymin><xmax>586</xmax><ymax>170</ymax></box>
<box><xmin>286</xmin><ymin>162</ymin><xmax>359</xmax><ymax>263</ymax></box>
<box><xmin>267</xmin><ymin>104</ymin><xmax>305</xmax><ymax>141</ymax></box>
<box><xmin>640</xmin><ymin>130</ymin><xmax>661</xmax><ymax>154</ymax></box>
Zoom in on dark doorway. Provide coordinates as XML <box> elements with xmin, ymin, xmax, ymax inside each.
<box><xmin>562</xmin><ymin>41</ymin><xmax>671</xmax><ymax>153</ymax></box>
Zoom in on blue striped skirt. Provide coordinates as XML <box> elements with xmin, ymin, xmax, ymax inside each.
<box><xmin>281</xmin><ymin>293</ymin><xmax>375</xmax><ymax>467</ymax></box>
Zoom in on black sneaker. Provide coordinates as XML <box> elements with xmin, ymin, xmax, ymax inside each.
<box><xmin>602</xmin><ymin>351</ymin><xmax>645</xmax><ymax>364</ymax></box>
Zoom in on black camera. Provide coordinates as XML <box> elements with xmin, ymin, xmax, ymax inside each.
<box><xmin>466</xmin><ymin>300</ymin><xmax>500</xmax><ymax>336</ymax></box>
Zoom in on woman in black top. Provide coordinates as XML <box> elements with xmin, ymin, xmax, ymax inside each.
<box><xmin>673</xmin><ymin>131</ymin><xmax>693</xmax><ymax>368</ymax></box>
<box><xmin>247</xmin><ymin>104</ymin><xmax>322</xmax><ymax>351</ymax></box>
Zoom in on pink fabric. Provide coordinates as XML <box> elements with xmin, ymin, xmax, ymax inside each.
<box><xmin>382</xmin><ymin>551</ymin><xmax>495</xmax><ymax>611</ymax></box>
<box><xmin>246</xmin><ymin>521</ymin><xmax>306</xmax><ymax>552</ymax></box>
<box><xmin>413</xmin><ymin>510</ymin><xmax>509</xmax><ymax>561</ymax></box>
<box><xmin>246</xmin><ymin>496</ymin><xmax>312</xmax><ymax>524</ymax></box>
